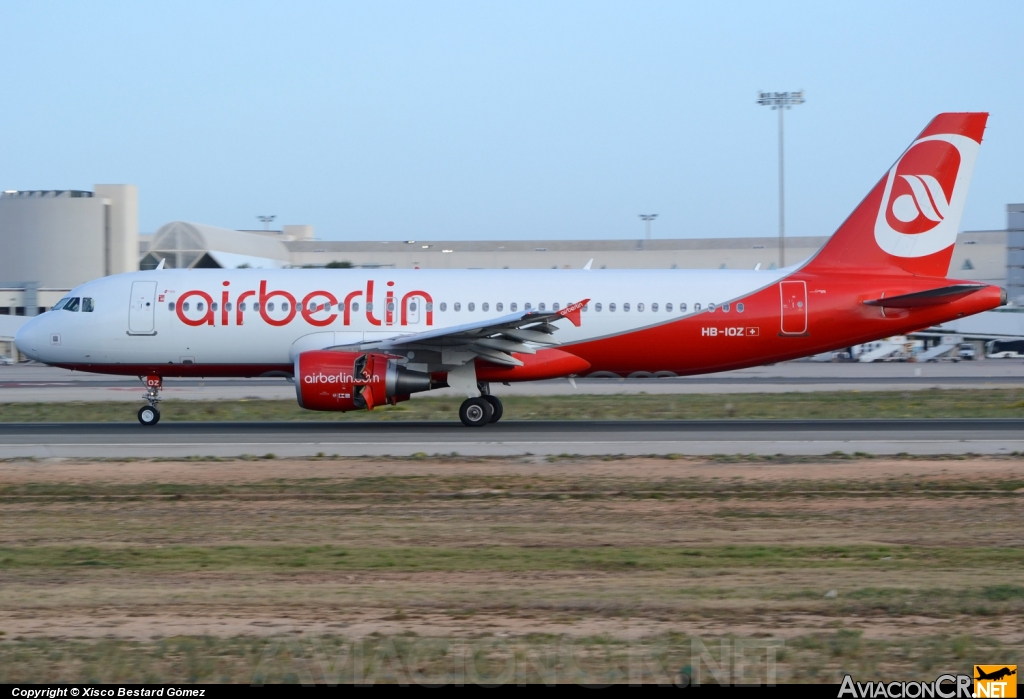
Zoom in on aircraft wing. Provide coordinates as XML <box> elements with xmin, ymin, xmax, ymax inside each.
<box><xmin>343</xmin><ymin>299</ymin><xmax>589</xmax><ymax>367</ymax></box>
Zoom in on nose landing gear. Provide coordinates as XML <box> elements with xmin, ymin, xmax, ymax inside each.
<box><xmin>138</xmin><ymin>374</ymin><xmax>162</xmax><ymax>426</ymax></box>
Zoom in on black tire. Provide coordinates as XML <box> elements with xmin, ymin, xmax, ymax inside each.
<box><xmin>482</xmin><ymin>395</ymin><xmax>503</xmax><ymax>423</ymax></box>
<box><xmin>459</xmin><ymin>397</ymin><xmax>493</xmax><ymax>427</ymax></box>
<box><xmin>138</xmin><ymin>405</ymin><xmax>161</xmax><ymax>426</ymax></box>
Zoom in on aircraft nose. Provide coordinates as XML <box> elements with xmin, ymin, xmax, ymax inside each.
<box><xmin>14</xmin><ymin>315</ymin><xmax>45</xmax><ymax>361</ymax></box>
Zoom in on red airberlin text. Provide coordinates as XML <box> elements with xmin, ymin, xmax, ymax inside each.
<box><xmin>304</xmin><ymin>371</ymin><xmax>381</xmax><ymax>384</ymax></box>
<box><xmin>174</xmin><ymin>280</ymin><xmax>434</xmax><ymax>328</ymax></box>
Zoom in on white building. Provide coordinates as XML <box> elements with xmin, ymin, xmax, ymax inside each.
<box><xmin>0</xmin><ymin>185</ymin><xmax>137</xmax><ymax>315</ymax></box>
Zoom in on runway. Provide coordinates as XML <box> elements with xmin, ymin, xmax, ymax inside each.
<box><xmin>2</xmin><ymin>419</ymin><xmax>1023</xmax><ymax>458</ymax></box>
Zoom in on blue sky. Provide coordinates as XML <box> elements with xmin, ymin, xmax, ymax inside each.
<box><xmin>0</xmin><ymin>1</ymin><xmax>1021</xmax><ymax>240</ymax></box>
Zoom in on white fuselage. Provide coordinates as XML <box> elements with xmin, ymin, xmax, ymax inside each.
<box><xmin>16</xmin><ymin>268</ymin><xmax>784</xmax><ymax>370</ymax></box>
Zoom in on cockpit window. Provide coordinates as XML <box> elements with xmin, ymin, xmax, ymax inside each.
<box><xmin>63</xmin><ymin>297</ymin><xmax>81</xmax><ymax>312</ymax></box>
<box><xmin>52</xmin><ymin>298</ymin><xmax>70</xmax><ymax>311</ymax></box>
<box><xmin>82</xmin><ymin>298</ymin><xmax>95</xmax><ymax>312</ymax></box>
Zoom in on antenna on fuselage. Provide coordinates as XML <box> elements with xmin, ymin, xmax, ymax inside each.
<box><xmin>155</xmin><ymin>258</ymin><xmax>166</xmax><ymax>270</ymax></box>
<box><xmin>583</xmin><ymin>259</ymin><xmax>593</xmax><ymax>270</ymax></box>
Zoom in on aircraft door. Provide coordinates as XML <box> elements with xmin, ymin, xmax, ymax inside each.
<box><xmin>779</xmin><ymin>280</ymin><xmax>807</xmax><ymax>335</ymax></box>
<box><xmin>404</xmin><ymin>295</ymin><xmax>423</xmax><ymax>325</ymax></box>
<box><xmin>128</xmin><ymin>281</ymin><xmax>158</xmax><ymax>335</ymax></box>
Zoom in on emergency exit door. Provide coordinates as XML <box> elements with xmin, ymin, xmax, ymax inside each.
<box><xmin>404</xmin><ymin>295</ymin><xmax>425</xmax><ymax>325</ymax></box>
<box><xmin>779</xmin><ymin>280</ymin><xmax>807</xmax><ymax>335</ymax></box>
<box><xmin>128</xmin><ymin>281</ymin><xmax>158</xmax><ymax>335</ymax></box>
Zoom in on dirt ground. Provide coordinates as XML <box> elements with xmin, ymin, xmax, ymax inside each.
<box><xmin>1</xmin><ymin>455</ymin><xmax>1021</xmax><ymax>683</ymax></box>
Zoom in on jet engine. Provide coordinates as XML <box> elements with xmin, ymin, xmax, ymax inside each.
<box><xmin>294</xmin><ymin>350</ymin><xmax>433</xmax><ymax>411</ymax></box>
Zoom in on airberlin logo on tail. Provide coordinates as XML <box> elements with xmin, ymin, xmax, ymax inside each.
<box><xmin>874</xmin><ymin>133</ymin><xmax>979</xmax><ymax>259</ymax></box>
<box><xmin>891</xmin><ymin>173</ymin><xmax>950</xmax><ymax>226</ymax></box>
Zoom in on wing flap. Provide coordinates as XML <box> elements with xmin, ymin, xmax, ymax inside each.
<box><xmin>355</xmin><ymin>298</ymin><xmax>590</xmax><ymax>368</ymax></box>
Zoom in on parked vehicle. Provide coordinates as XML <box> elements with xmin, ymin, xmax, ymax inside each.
<box><xmin>986</xmin><ymin>340</ymin><xmax>1024</xmax><ymax>359</ymax></box>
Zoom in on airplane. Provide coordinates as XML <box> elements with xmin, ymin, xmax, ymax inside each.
<box><xmin>975</xmin><ymin>667</ymin><xmax>1016</xmax><ymax>682</ymax></box>
<box><xmin>14</xmin><ymin>112</ymin><xmax>1004</xmax><ymax>427</ymax></box>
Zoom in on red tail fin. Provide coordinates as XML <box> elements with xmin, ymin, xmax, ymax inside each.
<box><xmin>804</xmin><ymin>113</ymin><xmax>987</xmax><ymax>277</ymax></box>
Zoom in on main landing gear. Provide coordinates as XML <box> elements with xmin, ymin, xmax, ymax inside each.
<box><xmin>138</xmin><ymin>374</ymin><xmax>162</xmax><ymax>426</ymax></box>
<box><xmin>458</xmin><ymin>383</ymin><xmax>503</xmax><ymax>427</ymax></box>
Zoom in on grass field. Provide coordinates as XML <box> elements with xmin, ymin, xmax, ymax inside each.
<box><xmin>0</xmin><ymin>455</ymin><xmax>1021</xmax><ymax>684</ymax></box>
<box><xmin>2</xmin><ymin>388</ymin><xmax>1024</xmax><ymax>422</ymax></box>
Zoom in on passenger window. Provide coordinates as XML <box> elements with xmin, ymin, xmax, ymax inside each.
<box><xmin>266</xmin><ymin>302</ymin><xmax>274</xmax><ymax>312</ymax></box>
<box><xmin>623</xmin><ymin>303</ymin><xmax>630</xmax><ymax>312</ymax></box>
<box><xmin>609</xmin><ymin>303</ymin><xmax>616</xmax><ymax>312</ymax></box>
<box><xmin>510</xmin><ymin>302</ymin><xmax>517</xmax><ymax>311</ymax></box>
<box><xmin>197</xmin><ymin>302</ymin><xmax>205</xmax><ymax>312</ymax></box>
<box><xmin>737</xmin><ymin>303</ymin><xmax>745</xmax><ymax>313</ymax></box>
<box><xmin>281</xmin><ymin>302</ymin><xmax>289</xmax><ymax>312</ymax></box>
<box><xmin>351</xmin><ymin>302</ymin><xmax>358</xmax><ymax>312</ymax></box>
<box><xmin>553</xmin><ymin>302</ymin><xmax>560</xmax><ymax>311</ymax></box>
<box><xmin>539</xmin><ymin>302</ymin><xmax>546</xmax><ymax>311</ymax></box>
<box><xmin>253</xmin><ymin>302</ymin><xmax>260</xmax><ymax>312</ymax></box>
<box><xmin>637</xmin><ymin>303</ymin><xmax>644</xmax><ymax>312</ymax></box>
<box><xmin>665</xmin><ymin>303</ymin><xmax>672</xmax><ymax>312</ymax></box>
<box><xmin>651</xmin><ymin>303</ymin><xmax>658</xmax><ymax>312</ymax></box>
<box><xmin>583</xmin><ymin>304</ymin><xmax>589</xmax><ymax>312</ymax></box>
<box><xmin>82</xmin><ymin>298</ymin><xmax>95</xmax><ymax>312</ymax></box>
<box><xmin>525</xmin><ymin>303</ymin><xmax>532</xmax><ymax>310</ymax></box>
<box><xmin>680</xmin><ymin>303</ymin><xmax>686</xmax><ymax>312</ymax></box>
<box><xmin>425</xmin><ymin>302</ymin><xmax>433</xmax><ymax>311</ymax></box>
<box><xmin>366</xmin><ymin>302</ymin><xmax>373</xmax><ymax>311</ymax></box>
<box><xmin>182</xmin><ymin>302</ymin><xmax>190</xmax><ymax>311</ymax></box>
<box><xmin>226</xmin><ymin>302</ymin><xmax>233</xmax><ymax>311</ymax></box>
<box><xmin>409</xmin><ymin>302</ymin><xmax>417</xmax><ymax>312</ymax></box>
<box><xmin>168</xmin><ymin>302</ymin><xmax>175</xmax><ymax>311</ymax></box>
<box><xmin>239</xmin><ymin>302</ymin><xmax>246</xmax><ymax>311</ymax></box>
<box><xmin>708</xmin><ymin>303</ymin><xmax>716</xmax><ymax>312</ymax></box>
<box><xmin>454</xmin><ymin>302</ymin><xmax>461</xmax><ymax>311</ymax></box>
<box><xmin>211</xmin><ymin>302</ymin><xmax>218</xmax><ymax>312</ymax></box>
<box><xmin>468</xmin><ymin>302</ymin><xmax>475</xmax><ymax>311</ymax></box>
<box><xmin>387</xmin><ymin>302</ymin><xmax>395</xmax><ymax>312</ymax></box>
<box><xmin>595</xmin><ymin>303</ymin><xmax>602</xmax><ymax>312</ymax></box>
<box><xmin>496</xmin><ymin>302</ymin><xmax>503</xmax><ymax>312</ymax></box>
<box><xmin>308</xmin><ymin>302</ymin><xmax>317</xmax><ymax>311</ymax></box>
<box><xmin>694</xmin><ymin>303</ymin><xmax>701</xmax><ymax>311</ymax></box>
<box><xmin>723</xmin><ymin>303</ymin><xmax>730</xmax><ymax>312</ymax></box>
<box><xmin>64</xmin><ymin>297</ymin><xmax>80</xmax><ymax>312</ymax></box>
<box><xmin>439</xmin><ymin>302</ymin><xmax>447</xmax><ymax>311</ymax></box>
<box><xmin>482</xmin><ymin>302</ymin><xmax>489</xmax><ymax>312</ymax></box>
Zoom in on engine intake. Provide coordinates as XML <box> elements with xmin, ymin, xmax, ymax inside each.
<box><xmin>294</xmin><ymin>350</ymin><xmax>432</xmax><ymax>411</ymax></box>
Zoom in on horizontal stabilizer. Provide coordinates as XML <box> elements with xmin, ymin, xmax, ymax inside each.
<box><xmin>863</xmin><ymin>284</ymin><xmax>986</xmax><ymax>309</ymax></box>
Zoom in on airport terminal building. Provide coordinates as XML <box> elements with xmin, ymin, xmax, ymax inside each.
<box><xmin>0</xmin><ymin>183</ymin><xmax>1021</xmax><ymax>357</ymax></box>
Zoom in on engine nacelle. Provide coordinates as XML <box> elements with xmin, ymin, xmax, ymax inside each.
<box><xmin>294</xmin><ymin>350</ymin><xmax>433</xmax><ymax>412</ymax></box>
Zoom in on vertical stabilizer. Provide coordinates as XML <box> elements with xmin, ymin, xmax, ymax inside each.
<box><xmin>804</xmin><ymin>113</ymin><xmax>987</xmax><ymax>277</ymax></box>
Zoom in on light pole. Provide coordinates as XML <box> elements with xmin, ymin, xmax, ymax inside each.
<box><xmin>757</xmin><ymin>90</ymin><xmax>804</xmax><ymax>268</ymax></box>
<box><xmin>639</xmin><ymin>214</ymin><xmax>658</xmax><ymax>240</ymax></box>
<box><xmin>257</xmin><ymin>215</ymin><xmax>276</xmax><ymax>231</ymax></box>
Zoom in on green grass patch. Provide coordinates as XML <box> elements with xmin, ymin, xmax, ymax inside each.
<box><xmin>3</xmin><ymin>388</ymin><xmax>1024</xmax><ymax>422</ymax></box>
<box><xmin>0</xmin><ymin>631</ymin><xmax>1018</xmax><ymax>684</ymax></box>
<box><xmin>0</xmin><ymin>544</ymin><xmax>1020</xmax><ymax>573</ymax></box>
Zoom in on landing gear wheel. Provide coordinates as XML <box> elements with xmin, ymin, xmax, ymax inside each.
<box><xmin>138</xmin><ymin>405</ymin><xmax>161</xmax><ymax>426</ymax></box>
<box><xmin>459</xmin><ymin>397</ymin><xmax>493</xmax><ymax>427</ymax></box>
<box><xmin>482</xmin><ymin>395</ymin><xmax>503</xmax><ymax>423</ymax></box>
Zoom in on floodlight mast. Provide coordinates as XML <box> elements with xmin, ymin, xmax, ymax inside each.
<box><xmin>757</xmin><ymin>90</ymin><xmax>804</xmax><ymax>268</ymax></box>
<box><xmin>257</xmin><ymin>215</ymin><xmax>277</xmax><ymax>231</ymax></box>
<box><xmin>639</xmin><ymin>214</ymin><xmax>658</xmax><ymax>240</ymax></box>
